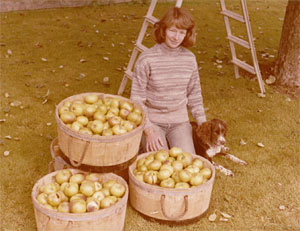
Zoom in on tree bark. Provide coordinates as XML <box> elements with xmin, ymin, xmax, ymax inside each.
<box><xmin>274</xmin><ymin>0</ymin><xmax>300</xmax><ymax>96</ymax></box>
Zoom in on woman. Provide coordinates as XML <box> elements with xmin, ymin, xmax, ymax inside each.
<box><xmin>130</xmin><ymin>6</ymin><xmax>206</xmax><ymax>154</ymax></box>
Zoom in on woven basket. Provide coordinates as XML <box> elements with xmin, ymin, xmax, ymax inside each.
<box><xmin>55</xmin><ymin>92</ymin><xmax>145</xmax><ymax>167</ymax></box>
<box><xmin>128</xmin><ymin>152</ymin><xmax>215</xmax><ymax>221</ymax></box>
<box><xmin>32</xmin><ymin>169</ymin><xmax>128</xmax><ymax>231</ymax></box>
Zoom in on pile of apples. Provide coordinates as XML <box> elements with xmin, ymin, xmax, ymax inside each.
<box><xmin>36</xmin><ymin>170</ymin><xmax>126</xmax><ymax>213</ymax></box>
<box><xmin>58</xmin><ymin>94</ymin><xmax>143</xmax><ymax>136</ymax></box>
<box><xmin>133</xmin><ymin>147</ymin><xmax>212</xmax><ymax>188</ymax></box>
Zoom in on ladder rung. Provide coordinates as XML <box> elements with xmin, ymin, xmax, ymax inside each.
<box><xmin>221</xmin><ymin>9</ymin><xmax>245</xmax><ymax>23</ymax></box>
<box><xmin>135</xmin><ymin>43</ymin><xmax>148</xmax><ymax>52</ymax></box>
<box><xmin>231</xmin><ymin>58</ymin><xmax>256</xmax><ymax>74</ymax></box>
<box><xmin>145</xmin><ymin>15</ymin><xmax>159</xmax><ymax>24</ymax></box>
<box><xmin>227</xmin><ymin>34</ymin><xmax>250</xmax><ymax>49</ymax></box>
<box><xmin>125</xmin><ymin>70</ymin><xmax>133</xmax><ymax>80</ymax></box>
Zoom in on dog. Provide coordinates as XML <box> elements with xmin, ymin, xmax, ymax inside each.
<box><xmin>191</xmin><ymin>119</ymin><xmax>247</xmax><ymax>176</ymax></box>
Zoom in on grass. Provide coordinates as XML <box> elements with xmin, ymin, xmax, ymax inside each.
<box><xmin>0</xmin><ymin>0</ymin><xmax>300</xmax><ymax>230</ymax></box>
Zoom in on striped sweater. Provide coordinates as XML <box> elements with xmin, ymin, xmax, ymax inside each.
<box><xmin>130</xmin><ymin>43</ymin><xmax>206</xmax><ymax>129</ymax></box>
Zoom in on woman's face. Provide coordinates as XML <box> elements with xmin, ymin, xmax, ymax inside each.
<box><xmin>165</xmin><ymin>25</ymin><xmax>187</xmax><ymax>48</ymax></box>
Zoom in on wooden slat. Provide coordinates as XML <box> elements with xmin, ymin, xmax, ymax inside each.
<box><xmin>135</xmin><ymin>43</ymin><xmax>148</xmax><ymax>52</ymax></box>
<box><xmin>221</xmin><ymin>9</ymin><xmax>245</xmax><ymax>23</ymax></box>
<box><xmin>125</xmin><ymin>69</ymin><xmax>133</xmax><ymax>80</ymax></box>
<box><xmin>231</xmin><ymin>58</ymin><xmax>256</xmax><ymax>74</ymax></box>
<box><xmin>145</xmin><ymin>15</ymin><xmax>159</xmax><ymax>24</ymax></box>
<box><xmin>227</xmin><ymin>34</ymin><xmax>250</xmax><ymax>49</ymax></box>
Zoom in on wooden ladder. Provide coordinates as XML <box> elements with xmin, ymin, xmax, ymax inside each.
<box><xmin>220</xmin><ymin>0</ymin><xmax>265</xmax><ymax>94</ymax></box>
<box><xmin>117</xmin><ymin>0</ymin><xmax>183</xmax><ymax>95</ymax></box>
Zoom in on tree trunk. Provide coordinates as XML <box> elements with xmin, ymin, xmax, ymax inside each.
<box><xmin>274</xmin><ymin>0</ymin><xmax>300</xmax><ymax>96</ymax></box>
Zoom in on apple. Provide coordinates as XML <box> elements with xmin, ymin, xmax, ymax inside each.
<box><xmin>154</xmin><ymin>150</ymin><xmax>169</xmax><ymax>162</ymax></box>
<box><xmin>133</xmin><ymin>107</ymin><xmax>142</xmax><ymax>114</ymax></box>
<box><xmin>42</xmin><ymin>182</ymin><xmax>59</xmax><ymax>195</ymax></box>
<box><xmin>160</xmin><ymin>164</ymin><xmax>174</xmax><ymax>175</ymax></box>
<box><xmin>92</xmin><ymin>191</ymin><xmax>105</xmax><ymax>202</ymax></box>
<box><xmin>127</xmin><ymin>112</ymin><xmax>142</xmax><ymax>125</ymax></box>
<box><xmin>43</xmin><ymin>204</ymin><xmax>54</xmax><ymax>210</ymax></box>
<box><xmin>102</xmin><ymin>128</ymin><xmax>113</xmax><ymax>136</ymax></box>
<box><xmin>47</xmin><ymin>192</ymin><xmax>62</xmax><ymax>207</ymax></box>
<box><xmin>70</xmin><ymin>103</ymin><xmax>85</xmax><ymax>116</ymax></box>
<box><xmin>185</xmin><ymin>165</ymin><xmax>200</xmax><ymax>175</ymax></box>
<box><xmin>103</xmin><ymin>180</ymin><xmax>117</xmax><ymax>189</ymax></box>
<box><xmin>169</xmin><ymin>147</ymin><xmax>183</xmax><ymax>158</ymax></box>
<box><xmin>79</xmin><ymin>127</ymin><xmax>93</xmax><ymax>135</ymax></box>
<box><xmin>179</xmin><ymin>169</ymin><xmax>192</xmax><ymax>183</ymax></box>
<box><xmin>37</xmin><ymin>193</ymin><xmax>48</xmax><ymax>205</ymax></box>
<box><xmin>199</xmin><ymin>168</ymin><xmax>212</xmax><ymax>179</ymax></box>
<box><xmin>147</xmin><ymin>160</ymin><xmax>162</xmax><ymax>171</ymax></box>
<box><xmin>105</xmin><ymin>111</ymin><xmax>116</xmax><ymax>120</ymax></box>
<box><xmin>123</xmin><ymin>120</ymin><xmax>136</xmax><ymax>132</ymax></box>
<box><xmin>70</xmin><ymin>173</ymin><xmax>85</xmax><ymax>184</ymax></box>
<box><xmin>97</xmin><ymin>104</ymin><xmax>108</xmax><ymax>115</ymax></box>
<box><xmin>70</xmin><ymin>193</ymin><xmax>86</xmax><ymax>202</ymax></box>
<box><xmin>60</xmin><ymin>182</ymin><xmax>68</xmax><ymax>192</ymax></box>
<box><xmin>80</xmin><ymin>180</ymin><xmax>96</xmax><ymax>197</ymax></box>
<box><xmin>90</xmin><ymin>120</ymin><xmax>104</xmax><ymax>134</ymax></box>
<box><xmin>137</xmin><ymin>158</ymin><xmax>146</xmax><ymax>168</ymax></box>
<box><xmin>157</xmin><ymin>169</ymin><xmax>172</xmax><ymax>181</ymax></box>
<box><xmin>60</xmin><ymin>111</ymin><xmax>76</xmax><ymax>124</ymax></box>
<box><xmin>137</xmin><ymin>164</ymin><xmax>148</xmax><ymax>172</ymax></box>
<box><xmin>110</xmin><ymin>98</ymin><xmax>120</xmax><ymax>108</ymax></box>
<box><xmin>134</xmin><ymin>171</ymin><xmax>145</xmax><ymax>182</ymax></box>
<box><xmin>86</xmin><ymin>173</ymin><xmax>102</xmax><ymax>183</ymax></box>
<box><xmin>112</xmin><ymin>125</ymin><xmax>127</xmax><ymax>135</ymax></box>
<box><xmin>146</xmin><ymin>154</ymin><xmax>155</xmax><ymax>161</ymax></box>
<box><xmin>86</xmin><ymin>197</ymin><xmax>100</xmax><ymax>212</ymax></box>
<box><xmin>171</xmin><ymin>171</ymin><xmax>181</xmax><ymax>183</ymax></box>
<box><xmin>59</xmin><ymin>106</ymin><xmax>70</xmax><ymax>115</ymax></box>
<box><xmin>84</xmin><ymin>94</ymin><xmax>98</xmax><ymax>104</ymax></box>
<box><xmin>143</xmin><ymin>170</ymin><xmax>158</xmax><ymax>185</ymax></box>
<box><xmin>76</xmin><ymin>116</ymin><xmax>89</xmax><ymax>126</ymax></box>
<box><xmin>55</xmin><ymin>169</ymin><xmax>72</xmax><ymax>184</ymax></box>
<box><xmin>120</xmin><ymin>101</ymin><xmax>133</xmax><ymax>112</ymax></box>
<box><xmin>71</xmin><ymin>121</ymin><xmax>83</xmax><ymax>132</ymax></box>
<box><xmin>64</xmin><ymin>182</ymin><xmax>79</xmax><ymax>197</ymax></box>
<box><xmin>63</xmin><ymin>101</ymin><xmax>72</xmax><ymax>108</ymax></box>
<box><xmin>100</xmin><ymin>197</ymin><xmax>114</xmax><ymax>209</ymax></box>
<box><xmin>162</xmin><ymin>157</ymin><xmax>175</xmax><ymax>165</ymax></box>
<box><xmin>93</xmin><ymin>111</ymin><xmax>106</xmax><ymax>122</ymax></box>
<box><xmin>108</xmin><ymin>107</ymin><xmax>119</xmax><ymax>116</ymax></box>
<box><xmin>190</xmin><ymin>174</ymin><xmax>204</xmax><ymax>186</ymax></box>
<box><xmin>70</xmin><ymin>199</ymin><xmax>86</xmax><ymax>213</ymax></box>
<box><xmin>119</xmin><ymin>108</ymin><xmax>130</xmax><ymax>119</ymax></box>
<box><xmin>160</xmin><ymin>178</ymin><xmax>175</xmax><ymax>188</ymax></box>
<box><xmin>192</xmin><ymin>158</ymin><xmax>203</xmax><ymax>169</ymax></box>
<box><xmin>177</xmin><ymin>152</ymin><xmax>193</xmax><ymax>167</ymax></box>
<box><xmin>172</xmin><ymin>160</ymin><xmax>184</xmax><ymax>172</ymax></box>
<box><xmin>83</xmin><ymin>104</ymin><xmax>97</xmax><ymax>117</ymax></box>
<box><xmin>175</xmin><ymin>182</ymin><xmax>190</xmax><ymax>189</ymax></box>
<box><xmin>100</xmin><ymin>188</ymin><xmax>110</xmax><ymax>197</ymax></box>
<box><xmin>103</xmin><ymin>98</ymin><xmax>112</xmax><ymax>106</ymax></box>
<box><xmin>108</xmin><ymin>116</ymin><xmax>122</xmax><ymax>127</ymax></box>
<box><xmin>57</xmin><ymin>191</ymin><xmax>68</xmax><ymax>202</ymax></box>
<box><xmin>58</xmin><ymin>201</ymin><xmax>70</xmax><ymax>213</ymax></box>
<box><xmin>110</xmin><ymin>183</ymin><xmax>126</xmax><ymax>197</ymax></box>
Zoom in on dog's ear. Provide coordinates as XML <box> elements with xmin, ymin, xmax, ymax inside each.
<box><xmin>197</xmin><ymin>121</ymin><xmax>212</xmax><ymax>144</ymax></box>
<box><xmin>219</xmin><ymin>119</ymin><xmax>228</xmax><ymax>135</ymax></box>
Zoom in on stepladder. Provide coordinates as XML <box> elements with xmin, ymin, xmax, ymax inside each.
<box><xmin>117</xmin><ymin>0</ymin><xmax>183</xmax><ymax>95</ymax></box>
<box><xmin>118</xmin><ymin>0</ymin><xmax>265</xmax><ymax>95</ymax></box>
<box><xmin>220</xmin><ymin>0</ymin><xmax>265</xmax><ymax>94</ymax></box>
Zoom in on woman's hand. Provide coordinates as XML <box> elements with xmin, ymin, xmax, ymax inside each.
<box><xmin>144</xmin><ymin>127</ymin><xmax>164</xmax><ymax>152</ymax></box>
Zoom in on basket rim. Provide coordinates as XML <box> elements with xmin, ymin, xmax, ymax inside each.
<box><xmin>31</xmin><ymin>169</ymin><xmax>129</xmax><ymax>221</ymax></box>
<box><xmin>128</xmin><ymin>151</ymin><xmax>215</xmax><ymax>196</ymax></box>
<box><xmin>55</xmin><ymin>92</ymin><xmax>145</xmax><ymax>143</ymax></box>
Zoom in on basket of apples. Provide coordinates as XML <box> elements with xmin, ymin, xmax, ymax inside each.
<box><xmin>55</xmin><ymin>92</ymin><xmax>145</xmax><ymax>168</ymax></box>
<box><xmin>128</xmin><ymin>147</ymin><xmax>215</xmax><ymax>222</ymax></box>
<box><xmin>32</xmin><ymin>169</ymin><xmax>128</xmax><ymax>231</ymax></box>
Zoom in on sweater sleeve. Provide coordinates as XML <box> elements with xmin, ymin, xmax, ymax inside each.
<box><xmin>186</xmin><ymin>59</ymin><xmax>207</xmax><ymax>125</ymax></box>
<box><xmin>130</xmin><ymin>55</ymin><xmax>153</xmax><ymax>129</ymax></box>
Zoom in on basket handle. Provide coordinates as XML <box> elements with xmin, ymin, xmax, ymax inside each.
<box><xmin>160</xmin><ymin>194</ymin><xmax>188</xmax><ymax>220</ymax></box>
<box><xmin>68</xmin><ymin>136</ymin><xmax>90</xmax><ymax>167</ymax></box>
<box><xmin>48</xmin><ymin>159</ymin><xmax>55</xmax><ymax>173</ymax></box>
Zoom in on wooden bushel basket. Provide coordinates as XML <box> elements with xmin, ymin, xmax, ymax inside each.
<box><xmin>55</xmin><ymin>92</ymin><xmax>145</xmax><ymax>168</ymax></box>
<box><xmin>128</xmin><ymin>152</ymin><xmax>215</xmax><ymax>221</ymax></box>
<box><xmin>32</xmin><ymin>169</ymin><xmax>128</xmax><ymax>231</ymax></box>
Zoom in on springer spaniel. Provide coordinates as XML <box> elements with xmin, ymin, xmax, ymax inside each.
<box><xmin>191</xmin><ymin>119</ymin><xmax>247</xmax><ymax>176</ymax></box>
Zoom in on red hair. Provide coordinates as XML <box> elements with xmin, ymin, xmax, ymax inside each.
<box><xmin>154</xmin><ymin>7</ymin><xmax>196</xmax><ymax>47</ymax></box>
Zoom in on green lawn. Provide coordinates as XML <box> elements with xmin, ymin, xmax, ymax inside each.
<box><xmin>0</xmin><ymin>0</ymin><xmax>299</xmax><ymax>230</ymax></box>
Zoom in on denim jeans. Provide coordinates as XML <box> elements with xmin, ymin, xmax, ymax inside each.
<box><xmin>140</xmin><ymin>121</ymin><xmax>196</xmax><ymax>154</ymax></box>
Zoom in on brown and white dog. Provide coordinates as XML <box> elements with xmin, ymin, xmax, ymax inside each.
<box><xmin>191</xmin><ymin>119</ymin><xmax>247</xmax><ymax>176</ymax></box>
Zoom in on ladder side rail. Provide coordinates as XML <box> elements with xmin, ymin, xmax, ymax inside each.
<box><xmin>241</xmin><ymin>0</ymin><xmax>265</xmax><ymax>93</ymax></box>
<box><xmin>220</xmin><ymin>0</ymin><xmax>240</xmax><ymax>78</ymax></box>
<box><xmin>176</xmin><ymin>0</ymin><xmax>183</xmax><ymax>8</ymax></box>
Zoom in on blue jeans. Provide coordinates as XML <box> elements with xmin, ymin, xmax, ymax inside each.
<box><xmin>141</xmin><ymin>121</ymin><xmax>196</xmax><ymax>154</ymax></box>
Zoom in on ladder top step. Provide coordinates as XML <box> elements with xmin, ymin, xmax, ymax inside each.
<box><xmin>145</xmin><ymin>15</ymin><xmax>159</xmax><ymax>24</ymax></box>
<box><xmin>227</xmin><ymin>34</ymin><xmax>250</xmax><ymax>49</ymax></box>
<box><xmin>221</xmin><ymin>9</ymin><xmax>245</xmax><ymax>23</ymax></box>
<box><xmin>231</xmin><ymin>58</ymin><xmax>256</xmax><ymax>75</ymax></box>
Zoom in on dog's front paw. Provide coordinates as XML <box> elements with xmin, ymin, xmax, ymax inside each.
<box><xmin>239</xmin><ymin>159</ymin><xmax>248</xmax><ymax>166</ymax></box>
<box><xmin>221</xmin><ymin>146</ymin><xmax>230</xmax><ymax>153</ymax></box>
<box><xmin>223</xmin><ymin>169</ymin><xmax>234</xmax><ymax>176</ymax></box>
